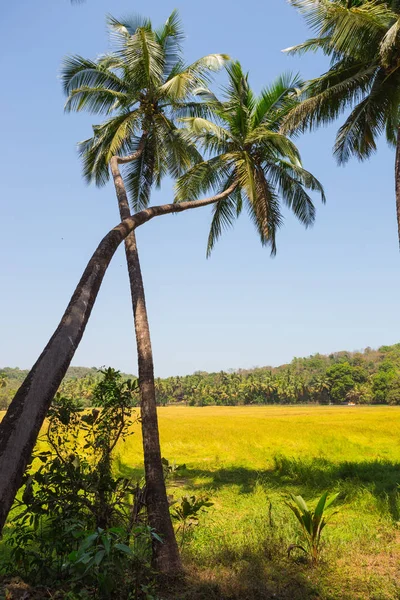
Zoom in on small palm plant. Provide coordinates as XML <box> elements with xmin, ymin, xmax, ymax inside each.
<box><xmin>285</xmin><ymin>491</ymin><xmax>338</xmax><ymax>566</ymax></box>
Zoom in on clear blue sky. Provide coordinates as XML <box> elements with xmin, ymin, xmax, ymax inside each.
<box><xmin>1</xmin><ymin>0</ymin><xmax>399</xmax><ymax>377</ymax></box>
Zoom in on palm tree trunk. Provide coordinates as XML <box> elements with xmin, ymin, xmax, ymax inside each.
<box><xmin>0</xmin><ymin>183</ymin><xmax>236</xmax><ymax>541</ymax></box>
<box><xmin>395</xmin><ymin>127</ymin><xmax>400</xmax><ymax>247</ymax></box>
<box><xmin>110</xmin><ymin>148</ymin><xmax>181</xmax><ymax>573</ymax></box>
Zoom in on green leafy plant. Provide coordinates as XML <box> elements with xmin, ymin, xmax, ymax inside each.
<box><xmin>285</xmin><ymin>491</ymin><xmax>338</xmax><ymax>566</ymax></box>
<box><xmin>64</xmin><ymin>526</ymin><xmax>159</xmax><ymax>599</ymax></box>
<box><xmin>171</xmin><ymin>495</ymin><xmax>213</xmax><ymax>549</ymax></box>
<box><xmin>4</xmin><ymin>368</ymin><xmax>148</xmax><ymax>592</ymax></box>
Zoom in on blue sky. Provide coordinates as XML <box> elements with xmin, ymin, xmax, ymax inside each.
<box><xmin>1</xmin><ymin>0</ymin><xmax>399</xmax><ymax>377</ymax></box>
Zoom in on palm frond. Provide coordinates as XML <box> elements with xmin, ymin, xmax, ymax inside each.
<box><xmin>247</xmin><ymin>129</ymin><xmax>302</xmax><ymax>165</ymax></box>
<box><xmin>288</xmin><ymin>0</ymin><xmax>393</xmax><ymax>61</ymax></box>
<box><xmin>77</xmin><ymin>110</ymin><xmax>141</xmax><ymax>185</ymax></box>
<box><xmin>248</xmin><ymin>163</ymin><xmax>283</xmax><ymax>255</ymax></box>
<box><xmin>124</xmin><ymin>27</ymin><xmax>164</xmax><ymax>88</ymax></box>
<box><xmin>155</xmin><ymin>9</ymin><xmax>185</xmax><ymax>79</ymax></box>
<box><xmin>106</xmin><ymin>13</ymin><xmax>152</xmax><ymax>48</ymax></box>
<box><xmin>380</xmin><ymin>16</ymin><xmax>400</xmax><ymax>64</ymax></box>
<box><xmin>160</xmin><ymin>54</ymin><xmax>229</xmax><ymax>100</ymax></box>
<box><xmin>64</xmin><ymin>87</ymin><xmax>130</xmax><ymax>114</ymax></box>
<box><xmin>61</xmin><ymin>55</ymin><xmax>128</xmax><ymax>95</ymax></box>
<box><xmin>124</xmin><ymin>134</ymin><xmax>156</xmax><ymax>210</ymax></box>
<box><xmin>267</xmin><ymin>162</ymin><xmax>320</xmax><ymax>227</ymax></box>
<box><xmin>181</xmin><ymin>117</ymin><xmax>232</xmax><ymax>141</ymax></box>
<box><xmin>175</xmin><ymin>156</ymin><xmax>233</xmax><ymax>202</ymax></box>
<box><xmin>252</xmin><ymin>72</ymin><xmax>303</xmax><ymax>128</ymax></box>
<box><xmin>282</xmin><ymin>61</ymin><xmax>377</xmax><ymax>133</ymax></box>
<box><xmin>282</xmin><ymin>36</ymin><xmax>333</xmax><ymax>56</ymax></box>
<box><xmin>333</xmin><ymin>68</ymin><xmax>400</xmax><ymax>162</ymax></box>
<box><xmin>206</xmin><ymin>182</ymin><xmax>242</xmax><ymax>257</ymax></box>
<box><xmin>154</xmin><ymin>113</ymin><xmax>203</xmax><ymax>178</ymax></box>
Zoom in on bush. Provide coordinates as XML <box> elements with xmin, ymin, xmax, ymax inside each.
<box><xmin>3</xmin><ymin>369</ymin><xmax>156</xmax><ymax>599</ymax></box>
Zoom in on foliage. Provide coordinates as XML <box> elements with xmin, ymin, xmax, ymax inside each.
<box><xmin>171</xmin><ymin>495</ymin><xmax>213</xmax><ymax>548</ymax></box>
<box><xmin>61</xmin><ymin>10</ymin><xmax>228</xmax><ymax>211</ymax></box>
<box><xmin>284</xmin><ymin>0</ymin><xmax>400</xmax><ymax>243</ymax></box>
<box><xmin>176</xmin><ymin>63</ymin><xmax>325</xmax><ymax>256</ymax></box>
<box><xmin>2</xmin><ymin>369</ymin><xmax>154</xmax><ymax>598</ymax></box>
<box><xmin>285</xmin><ymin>492</ymin><xmax>339</xmax><ymax>565</ymax></box>
<box><xmin>4</xmin><ymin>343</ymin><xmax>400</xmax><ymax>409</ymax></box>
<box><xmin>64</xmin><ymin>526</ymin><xmax>159</xmax><ymax>599</ymax></box>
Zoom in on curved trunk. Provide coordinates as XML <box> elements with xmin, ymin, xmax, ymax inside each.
<box><xmin>110</xmin><ymin>152</ymin><xmax>180</xmax><ymax>573</ymax></box>
<box><xmin>395</xmin><ymin>127</ymin><xmax>400</xmax><ymax>247</ymax></box>
<box><xmin>0</xmin><ymin>183</ymin><xmax>236</xmax><ymax>539</ymax></box>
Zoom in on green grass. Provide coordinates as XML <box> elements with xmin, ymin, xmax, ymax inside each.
<box><xmin>119</xmin><ymin>406</ymin><xmax>400</xmax><ymax>599</ymax></box>
<box><xmin>2</xmin><ymin>405</ymin><xmax>400</xmax><ymax>599</ymax></box>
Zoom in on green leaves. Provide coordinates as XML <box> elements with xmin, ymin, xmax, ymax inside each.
<box><xmin>160</xmin><ymin>54</ymin><xmax>229</xmax><ymax>100</ymax></box>
<box><xmin>171</xmin><ymin>495</ymin><xmax>214</xmax><ymax>549</ymax></box>
<box><xmin>62</xmin><ymin>10</ymin><xmax>224</xmax><ymax>209</ymax></box>
<box><xmin>285</xmin><ymin>491</ymin><xmax>339</xmax><ymax>565</ymax></box>
<box><xmin>286</xmin><ymin>0</ymin><xmax>400</xmax><ymax>175</ymax></box>
<box><xmin>178</xmin><ymin>63</ymin><xmax>325</xmax><ymax>256</ymax></box>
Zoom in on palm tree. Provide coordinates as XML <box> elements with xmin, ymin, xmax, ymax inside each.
<box><xmin>61</xmin><ymin>11</ymin><xmax>228</xmax><ymax>572</ymax></box>
<box><xmin>311</xmin><ymin>374</ymin><xmax>331</xmax><ymax>403</ymax></box>
<box><xmin>176</xmin><ymin>62</ymin><xmax>326</xmax><ymax>257</ymax></box>
<box><xmin>0</xmin><ymin>181</ymin><xmax>238</xmax><ymax>542</ymax></box>
<box><xmin>284</xmin><ymin>0</ymin><xmax>400</xmax><ymax>245</ymax></box>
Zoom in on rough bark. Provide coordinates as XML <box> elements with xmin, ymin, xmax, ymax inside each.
<box><xmin>0</xmin><ymin>183</ymin><xmax>236</xmax><ymax>539</ymax></box>
<box><xmin>395</xmin><ymin>127</ymin><xmax>400</xmax><ymax>248</ymax></box>
<box><xmin>110</xmin><ymin>144</ymin><xmax>180</xmax><ymax>573</ymax></box>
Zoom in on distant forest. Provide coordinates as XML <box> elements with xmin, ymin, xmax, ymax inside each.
<box><xmin>2</xmin><ymin>343</ymin><xmax>400</xmax><ymax>409</ymax></box>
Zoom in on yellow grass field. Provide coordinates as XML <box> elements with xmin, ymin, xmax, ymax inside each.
<box><xmin>120</xmin><ymin>405</ymin><xmax>400</xmax><ymax>469</ymax></box>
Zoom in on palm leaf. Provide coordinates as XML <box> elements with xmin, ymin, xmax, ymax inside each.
<box><xmin>252</xmin><ymin>72</ymin><xmax>303</xmax><ymax>129</ymax></box>
<box><xmin>61</xmin><ymin>56</ymin><xmax>128</xmax><ymax>95</ymax></box>
<box><xmin>206</xmin><ymin>180</ymin><xmax>241</xmax><ymax>257</ymax></box>
<box><xmin>64</xmin><ymin>87</ymin><xmax>130</xmax><ymax>114</ymax></box>
<box><xmin>160</xmin><ymin>54</ymin><xmax>229</xmax><ymax>100</ymax></box>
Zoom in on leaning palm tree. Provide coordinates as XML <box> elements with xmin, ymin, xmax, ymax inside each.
<box><xmin>176</xmin><ymin>62</ymin><xmax>326</xmax><ymax>256</ymax></box>
<box><xmin>61</xmin><ymin>10</ymin><xmax>228</xmax><ymax>573</ymax></box>
<box><xmin>0</xmin><ymin>184</ymin><xmax>238</xmax><ymax>543</ymax></box>
<box><xmin>284</xmin><ymin>0</ymin><xmax>400</xmax><ymax>246</ymax></box>
<box><xmin>0</xmin><ymin>65</ymin><xmax>325</xmax><ymax>551</ymax></box>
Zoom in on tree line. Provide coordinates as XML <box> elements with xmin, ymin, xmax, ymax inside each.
<box><xmin>2</xmin><ymin>343</ymin><xmax>400</xmax><ymax>408</ymax></box>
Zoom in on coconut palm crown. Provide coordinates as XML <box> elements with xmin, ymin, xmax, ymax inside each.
<box><xmin>176</xmin><ymin>62</ymin><xmax>326</xmax><ymax>256</ymax></box>
<box><xmin>284</xmin><ymin>0</ymin><xmax>400</xmax><ymax>162</ymax></box>
<box><xmin>61</xmin><ymin>10</ymin><xmax>229</xmax><ymax>210</ymax></box>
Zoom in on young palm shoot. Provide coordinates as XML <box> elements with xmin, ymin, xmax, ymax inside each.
<box><xmin>286</xmin><ymin>491</ymin><xmax>339</xmax><ymax>566</ymax></box>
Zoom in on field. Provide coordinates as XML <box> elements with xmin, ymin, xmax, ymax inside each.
<box><xmin>2</xmin><ymin>405</ymin><xmax>400</xmax><ymax>599</ymax></box>
<box><xmin>117</xmin><ymin>406</ymin><xmax>400</xmax><ymax>600</ymax></box>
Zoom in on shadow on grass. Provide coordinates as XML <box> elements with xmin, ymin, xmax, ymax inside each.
<box><xmin>160</xmin><ymin>548</ymin><xmax>354</xmax><ymax>600</ymax></box>
<box><xmin>116</xmin><ymin>454</ymin><xmax>400</xmax><ymax>519</ymax></box>
<box><xmin>169</xmin><ymin>457</ymin><xmax>400</xmax><ymax>519</ymax></box>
